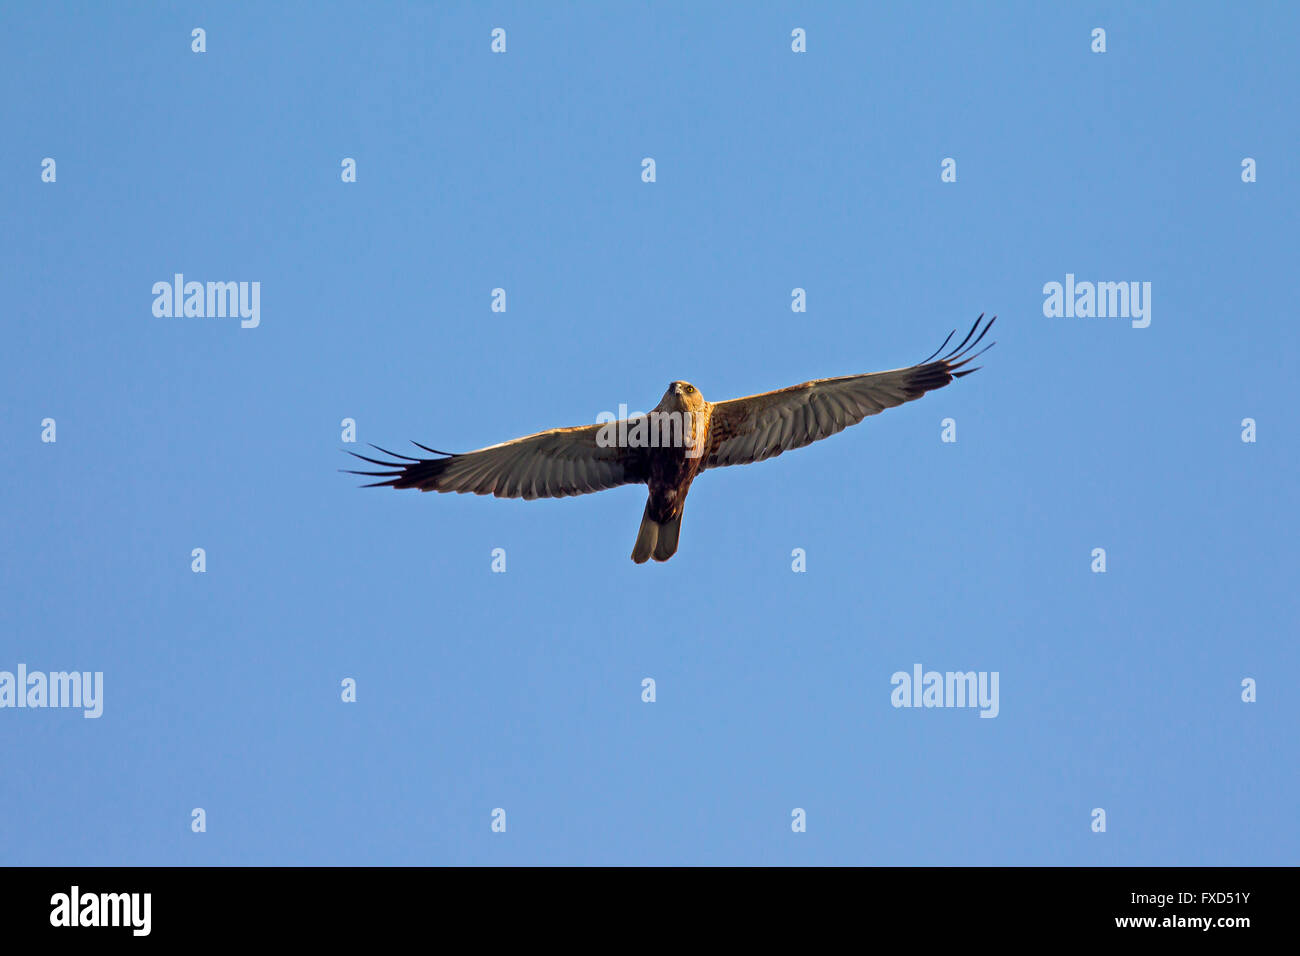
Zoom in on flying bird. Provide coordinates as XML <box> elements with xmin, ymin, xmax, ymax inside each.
<box><xmin>346</xmin><ymin>315</ymin><xmax>995</xmax><ymax>563</ymax></box>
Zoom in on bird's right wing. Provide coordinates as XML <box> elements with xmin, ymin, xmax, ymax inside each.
<box><xmin>704</xmin><ymin>315</ymin><xmax>994</xmax><ymax>469</ymax></box>
<box><xmin>345</xmin><ymin>422</ymin><xmax>649</xmax><ymax>500</ymax></box>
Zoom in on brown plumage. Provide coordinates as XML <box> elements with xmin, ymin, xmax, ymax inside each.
<box><xmin>346</xmin><ymin>314</ymin><xmax>995</xmax><ymax>562</ymax></box>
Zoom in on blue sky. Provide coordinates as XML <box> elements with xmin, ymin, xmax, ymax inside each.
<box><xmin>2</xmin><ymin>2</ymin><xmax>1296</xmax><ymax>865</ymax></box>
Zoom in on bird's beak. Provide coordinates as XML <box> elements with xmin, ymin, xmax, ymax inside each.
<box><xmin>673</xmin><ymin>383</ymin><xmax>683</xmax><ymax>395</ymax></box>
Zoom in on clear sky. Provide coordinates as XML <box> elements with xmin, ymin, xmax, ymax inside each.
<box><xmin>2</xmin><ymin>2</ymin><xmax>1296</xmax><ymax>865</ymax></box>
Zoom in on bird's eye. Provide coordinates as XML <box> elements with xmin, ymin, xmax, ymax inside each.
<box><xmin>685</xmin><ymin>385</ymin><xmax>694</xmax><ymax>393</ymax></box>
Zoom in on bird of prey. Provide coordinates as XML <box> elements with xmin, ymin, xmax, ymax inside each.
<box><xmin>346</xmin><ymin>315</ymin><xmax>994</xmax><ymax>563</ymax></box>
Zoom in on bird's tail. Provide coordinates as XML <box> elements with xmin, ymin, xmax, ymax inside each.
<box><xmin>653</xmin><ymin>512</ymin><xmax>682</xmax><ymax>562</ymax></box>
<box><xmin>631</xmin><ymin>505</ymin><xmax>659</xmax><ymax>564</ymax></box>
<box><xmin>631</xmin><ymin>503</ymin><xmax>684</xmax><ymax>564</ymax></box>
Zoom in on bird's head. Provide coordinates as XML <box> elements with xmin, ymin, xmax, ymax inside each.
<box><xmin>661</xmin><ymin>380</ymin><xmax>706</xmax><ymax>413</ymax></box>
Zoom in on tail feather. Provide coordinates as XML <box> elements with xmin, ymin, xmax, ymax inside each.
<box><xmin>653</xmin><ymin>513</ymin><xmax>682</xmax><ymax>562</ymax></box>
<box><xmin>631</xmin><ymin>507</ymin><xmax>659</xmax><ymax>564</ymax></box>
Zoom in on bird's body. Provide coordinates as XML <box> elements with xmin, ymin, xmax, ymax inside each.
<box><xmin>346</xmin><ymin>315</ymin><xmax>995</xmax><ymax>562</ymax></box>
<box><xmin>634</xmin><ymin>382</ymin><xmax>712</xmax><ymax>562</ymax></box>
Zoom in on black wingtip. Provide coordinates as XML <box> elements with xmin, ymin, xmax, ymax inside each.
<box><xmin>941</xmin><ymin>315</ymin><xmax>983</xmax><ymax>361</ymax></box>
<box><xmin>919</xmin><ymin>313</ymin><xmax>997</xmax><ymax>366</ymax></box>
<box><xmin>936</xmin><ymin>314</ymin><xmax>996</xmax><ymax>366</ymax></box>
<box><xmin>369</xmin><ymin>443</ymin><xmax>422</xmax><ymax>462</ymax></box>
<box><xmin>345</xmin><ymin>450</ymin><xmax>401</xmax><ymax>467</ymax></box>
<box><xmin>341</xmin><ymin>442</ymin><xmax>459</xmax><ymax>491</ymax></box>
<box><xmin>411</xmin><ymin>441</ymin><xmax>456</xmax><ymax>456</ymax></box>
<box><xmin>909</xmin><ymin>314</ymin><xmax>996</xmax><ymax>385</ymax></box>
<box><xmin>919</xmin><ymin>328</ymin><xmax>958</xmax><ymax>365</ymax></box>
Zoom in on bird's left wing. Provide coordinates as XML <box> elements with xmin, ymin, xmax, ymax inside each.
<box><xmin>345</xmin><ymin>422</ymin><xmax>649</xmax><ymax>500</ymax></box>
<box><xmin>704</xmin><ymin>315</ymin><xmax>994</xmax><ymax>470</ymax></box>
